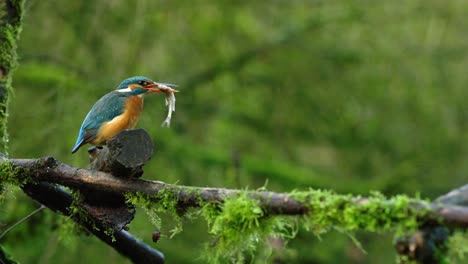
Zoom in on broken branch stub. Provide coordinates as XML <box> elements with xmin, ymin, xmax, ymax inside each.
<box><xmin>81</xmin><ymin>129</ymin><xmax>155</xmax><ymax>233</ymax></box>
<box><xmin>88</xmin><ymin>129</ymin><xmax>154</xmax><ymax>178</ymax></box>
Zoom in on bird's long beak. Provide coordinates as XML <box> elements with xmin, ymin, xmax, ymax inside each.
<box><xmin>144</xmin><ymin>82</ymin><xmax>179</xmax><ymax>93</ymax></box>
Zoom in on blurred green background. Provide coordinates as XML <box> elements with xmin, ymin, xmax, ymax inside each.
<box><xmin>1</xmin><ymin>0</ymin><xmax>468</xmax><ymax>263</ymax></box>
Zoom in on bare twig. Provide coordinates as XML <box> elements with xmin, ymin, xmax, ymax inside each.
<box><xmin>0</xmin><ymin>204</ymin><xmax>45</xmax><ymax>240</ymax></box>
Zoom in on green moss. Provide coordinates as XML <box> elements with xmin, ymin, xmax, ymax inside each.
<box><xmin>66</xmin><ymin>190</ymin><xmax>97</xmax><ymax>231</ymax></box>
<box><xmin>0</xmin><ymin>161</ymin><xmax>439</xmax><ymax>263</ymax></box>
<box><xmin>59</xmin><ymin>189</ymin><xmax>118</xmax><ymax>241</ymax></box>
<box><xmin>0</xmin><ymin>159</ymin><xmax>32</xmax><ymax>187</ymax></box>
<box><xmin>125</xmin><ymin>188</ymin><xmax>186</xmax><ymax>237</ymax></box>
<box><xmin>0</xmin><ymin>0</ymin><xmax>24</xmax><ymax>72</ymax></box>
<box><xmin>0</xmin><ymin>0</ymin><xmax>25</xmax><ymax>153</ymax></box>
<box><xmin>54</xmin><ymin>214</ymin><xmax>84</xmax><ymax>251</ymax></box>
<box><xmin>289</xmin><ymin>189</ymin><xmax>427</xmax><ymax>237</ymax></box>
<box><xmin>53</xmin><ymin>189</ymin><xmax>122</xmax><ymax>243</ymax></box>
<box><xmin>200</xmin><ymin>192</ymin><xmax>297</xmax><ymax>263</ymax></box>
<box><xmin>126</xmin><ymin>192</ymin><xmax>163</xmax><ymax>230</ymax></box>
<box><xmin>0</xmin><ymin>185</ymin><xmax>4</xmax><ymax>203</ymax></box>
<box><xmin>124</xmin><ymin>187</ymin><xmax>436</xmax><ymax>263</ymax></box>
<box><xmin>446</xmin><ymin>230</ymin><xmax>468</xmax><ymax>263</ymax></box>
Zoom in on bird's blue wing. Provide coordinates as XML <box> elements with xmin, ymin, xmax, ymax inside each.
<box><xmin>71</xmin><ymin>92</ymin><xmax>127</xmax><ymax>153</ymax></box>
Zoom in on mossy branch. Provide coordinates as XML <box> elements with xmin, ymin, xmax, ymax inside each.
<box><xmin>3</xmin><ymin>155</ymin><xmax>468</xmax><ymax>228</ymax></box>
<box><xmin>0</xmin><ymin>0</ymin><xmax>25</xmax><ymax>153</ymax></box>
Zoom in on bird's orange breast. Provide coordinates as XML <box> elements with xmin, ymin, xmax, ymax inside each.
<box><xmin>91</xmin><ymin>96</ymin><xmax>144</xmax><ymax>145</ymax></box>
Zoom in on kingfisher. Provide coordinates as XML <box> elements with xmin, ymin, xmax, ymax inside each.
<box><xmin>71</xmin><ymin>76</ymin><xmax>178</xmax><ymax>154</ymax></box>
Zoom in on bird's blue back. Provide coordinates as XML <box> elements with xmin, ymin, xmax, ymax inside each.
<box><xmin>71</xmin><ymin>91</ymin><xmax>129</xmax><ymax>153</ymax></box>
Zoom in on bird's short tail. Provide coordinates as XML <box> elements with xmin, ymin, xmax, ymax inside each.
<box><xmin>71</xmin><ymin>140</ymin><xmax>84</xmax><ymax>154</ymax></box>
<box><xmin>71</xmin><ymin>130</ymin><xmax>85</xmax><ymax>154</ymax></box>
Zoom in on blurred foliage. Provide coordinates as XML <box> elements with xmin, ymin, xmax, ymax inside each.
<box><xmin>1</xmin><ymin>0</ymin><xmax>468</xmax><ymax>263</ymax></box>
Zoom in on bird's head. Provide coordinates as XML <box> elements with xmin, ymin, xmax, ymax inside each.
<box><xmin>116</xmin><ymin>76</ymin><xmax>178</xmax><ymax>95</ymax></box>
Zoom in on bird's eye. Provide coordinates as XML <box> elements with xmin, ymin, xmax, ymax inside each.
<box><xmin>138</xmin><ymin>81</ymin><xmax>145</xmax><ymax>85</ymax></box>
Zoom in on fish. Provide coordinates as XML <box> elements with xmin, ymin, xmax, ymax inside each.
<box><xmin>157</xmin><ymin>83</ymin><xmax>178</xmax><ymax>127</ymax></box>
<box><xmin>162</xmin><ymin>91</ymin><xmax>176</xmax><ymax>127</ymax></box>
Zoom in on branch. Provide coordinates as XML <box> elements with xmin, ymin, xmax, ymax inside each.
<box><xmin>395</xmin><ymin>226</ymin><xmax>449</xmax><ymax>264</ymax></box>
<box><xmin>395</xmin><ymin>183</ymin><xmax>468</xmax><ymax>262</ymax></box>
<box><xmin>1</xmin><ymin>130</ymin><xmax>165</xmax><ymax>263</ymax></box>
<box><xmin>21</xmin><ymin>181</ymin><xmax>164</xmax><ymax>264</ymax></box>
<box><xmin>88</xmin><ymin>128</ymin><xmax>153</xmax><ymax>179</ymax></box>
<box><xmin>10</xmin><ymin>156</ymin><xmax>308</xmax><ymax>215</ymax></box>
<box><xmin>5</xmin><ymin>155</ymin><xmax>468</xmax><ymax>227</ymax></box>
<box><xmin>3</xmin><ymin>130</ymin><xmax>468</xmax><ymax>262</ymax></box>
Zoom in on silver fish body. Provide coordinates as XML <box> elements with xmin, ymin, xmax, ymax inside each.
<box><xmin>161</xmin><ymin>91</ymin><xmax>176</xmax><ymax>127</ymax></box>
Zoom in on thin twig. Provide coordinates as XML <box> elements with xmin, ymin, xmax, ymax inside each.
<box><xmin>0</xmin><ymin>204</ymin><xmax>46</xmax><ymax>240</ymax></box>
